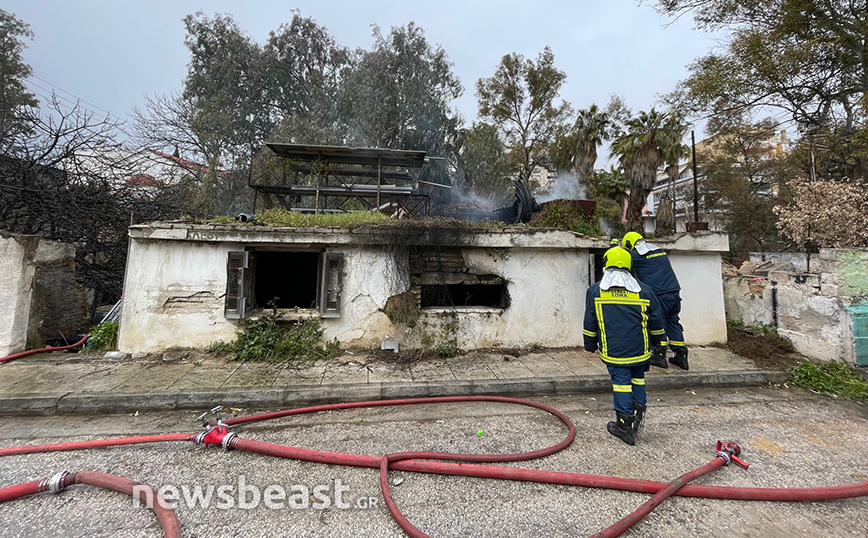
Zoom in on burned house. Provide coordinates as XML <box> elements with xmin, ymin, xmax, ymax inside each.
<box><xmin>117</xmin><ymin>145</ymin><xmax>730</xmax><ymax>354</ymax></box>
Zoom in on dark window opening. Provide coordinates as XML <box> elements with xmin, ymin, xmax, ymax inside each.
<box><xmin>590</xmin><ymin>248</ymin><xmax>608</xmax><ymax>283</ymax></box>
<box><xmin>421</xmin><ymin>283</ymin><xmax>509</xmax><ymax>308</ymax></box>
<box><xmin>253</xmin><ymin>251</ymin><xmax>319</xmax><ymax>309</ymax></box>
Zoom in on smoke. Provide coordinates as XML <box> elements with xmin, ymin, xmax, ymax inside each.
<box><xmin>536</xmin><ymin>170</ymin><xmax>587</xmax><ymax>203</ymax></box>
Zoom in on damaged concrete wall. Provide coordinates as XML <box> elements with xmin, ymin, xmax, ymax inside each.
<box><xmin>724</xmin><ymin>248</ymin><xmax>868</xmax><ymax>365</ymax></box>
<box><xmin>0</xmin><ymin>233</ymin><xmax>88</xmax><ymax>355</ymax></box>
<box><xmin>119</xmin><ymin>224</ymin><xmax>730</xmax><ymax>354</ymax></box>
<box><xmin>118</xmin><ymin>238</ymin><xmax>239</xmax><ymax>352</ymax></box>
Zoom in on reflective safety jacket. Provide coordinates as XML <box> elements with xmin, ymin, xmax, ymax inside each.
<box><xmin>583</xmin><ymin>282</ymin><xmax>666</xmax><ymax>365</ymax></box>
<box><xmin>630</xmin><ymin>248</ymin><xmax>680</xmax><ymax>294</ymax></box>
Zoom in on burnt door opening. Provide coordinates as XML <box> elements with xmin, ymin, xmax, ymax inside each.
<box><xmin>421</xmin><ymin>283</ymin><xmax>510</xmax><ymax>308</ymax></box>
<box><xmin>253</xmin><ymin>251</ymin><xmax>319</xmax><ymax>309</ymax></box>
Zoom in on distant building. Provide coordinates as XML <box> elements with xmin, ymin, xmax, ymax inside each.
<box><xmin>72</xmin><ymin>146</ymin><xmax>217</xmax><ymax>189</ymax></box>
<box><xmin>641</xmin><ymin>130</ymin><xmax>794</xmax><ymax>235</ymax></box>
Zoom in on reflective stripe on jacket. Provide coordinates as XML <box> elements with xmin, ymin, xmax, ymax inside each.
<box><xmin>583</xmin><ymin>281</ymin><xmax>666</xmax><ymax>365</ymax></box>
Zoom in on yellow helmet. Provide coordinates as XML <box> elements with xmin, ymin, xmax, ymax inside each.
<box><xmin>603</xmin><ymin>247</ymin><xmax>632</xmax><ymax>270</ymax></box>
<box><xmin>622</xmin><ymin>231</ymin><xmax>644</xmax><ymax>251</ymax></box>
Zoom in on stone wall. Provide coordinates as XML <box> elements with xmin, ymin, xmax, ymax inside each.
<box><xmin>0</xmin><ymin>233</ymin><xmax>88</xmax><ymax>355</ymax></box>
<box><xmin>724</xmin><ymin>248</ymin><xmax>868</xmax><ymax>365</ymax></box>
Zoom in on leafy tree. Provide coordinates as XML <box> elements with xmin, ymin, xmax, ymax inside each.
<box><xmin>260</xmin><ymin>12</ymin><xmax>350</xmax><ymax>145</ymax></box>
<box><xmin>656</xmin><ymin>0</ymin><xmax>868</xmax><ymax>177</ymax></box>
<box><xmin>698</xmin><ymin>115</ymin><xmax>796</xmax><ymax>260</ymax></box>
<box><xmin>182</xmin><ymin>12</ymin><xmax>269</xmax><ymax>165</ymax></box>
<box><xmin>340</xmin><ymin>22</ymin><xmax>462</xmax><ymax>154</ymax></box>
<box><xmin>775</xmin><ymin>179</ymin><xmax>868</xmax><ymax>248</ymax></box>
<box><xmin>476</xmin><ymin>47</ymin><xmax>571</xmax><ymax>182</ymax></box>
<box><xmin>0</xmin><ymin>9</ymin><xmax>37</xmax><ymax>139</ymax></box>
<box><xmin>589</xmin><ymin>165</ymin><xmax>629</xmax><ymax>236</ymax></box>
<box><xmin>454</xmin><ymin>122</ymin><xmax>512</xmax><ymax>202</ymax></box>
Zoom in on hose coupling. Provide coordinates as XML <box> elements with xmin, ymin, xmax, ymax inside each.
<box><xmin>716</xmin><ymin>440</ymin><xmax>750</xmax><ymax>469</ymax></box>
<box><xmin>48</xmin><ymin>471</ymin><xmax>70</xmax><ymax>494</ymax></box>
<box><xmin>221</xmin><ymin>431</ymin><xmax>238</xmax><ymax>450</ymax></box>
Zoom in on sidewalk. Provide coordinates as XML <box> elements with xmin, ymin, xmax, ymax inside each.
<box><xmin>0</xmin><ymin>347</ymin><xmax>787</xmax><ymax>416</ymax></box>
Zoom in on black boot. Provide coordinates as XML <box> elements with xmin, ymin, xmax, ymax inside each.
<box><xmin>670</xmin><ymin>347</ymin><xmax>689</xmax><ymax>370</ymax></box>
<box><xmin>632</xmin><ymin>402</ymin><xmax>646</xmax><ymax>434</ymax></box>
<box><xmin>607</xmin><ymin>411</ymin><xmax>635</xmax><ymax>445</ymax></box>
<box><xmin>649</xmin><ymin>346</ymin><xmax>668</xmax><ymax>368</ymax></box>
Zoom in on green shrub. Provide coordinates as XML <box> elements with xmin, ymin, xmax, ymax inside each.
<box><xmin>789</xmin><ymin>359</ymin><xmax>868</xmax><ymax>402</ymax></box>
<box><xmin>85</xmin><ymin>321</ymin><xmax>119</xmax><ymax>351</ymax></box>
<box><xmin>209</xmin><ymin>308</ymin><xmax>339</xmax><ymax>363</ymax></box>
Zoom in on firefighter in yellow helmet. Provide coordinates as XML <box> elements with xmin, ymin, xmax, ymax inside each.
<box><xmin>583</xmin><ymin>247</ymin><xmax>666</xmax><ymax>445</ymax></box>
<box><xmin>622</xmin><ymin>231</ymin><xmax>688</xmax><ymax>370</ymax></box>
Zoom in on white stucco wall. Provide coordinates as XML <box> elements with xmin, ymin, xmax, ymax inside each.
<box><xmin>119</xmin><ymin>224</ymin><xmax>729</xmax><ymax>353</ymax></box>
<box><xmin>118</xmin><ymin>239</ymin><xmax>241</xmax><ymax>352</ymax></box>
<box><xmin>667</xmin><ymin>252</ymin><xmax>728</xmax><ymax>345</ymax></box>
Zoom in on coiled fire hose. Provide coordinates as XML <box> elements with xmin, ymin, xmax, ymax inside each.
<box><xmin>2</xmin><ymin>396</ymin><xmax>868</xmax><ymax>537</ymax></box>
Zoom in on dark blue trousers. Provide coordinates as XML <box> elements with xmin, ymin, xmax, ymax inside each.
<box><xmin>657</xmin><ymin>291</ymin><xmax>685</xmax><ymax>349</ymax></box>
<box><xmin>607</xmin><ymin>363</ymin><xmax>647</xmax><ymax>415</ymax></box>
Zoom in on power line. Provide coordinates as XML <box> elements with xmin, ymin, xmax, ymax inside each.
<box><xmin>29</xmin><ymin>73</ymin><xmax>121</xmax><ymax>120</ymax></box>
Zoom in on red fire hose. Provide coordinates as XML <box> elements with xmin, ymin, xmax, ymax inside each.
<box><xmin>0</xmin><ymin>433</ymin><xmax>193</xmax><ymax>457</ymax></box>
<box><xmin>2</xmin><ymin>396</ymin><xmax>868</xmax><ymax>537</ymax></box>
<box><xmin>0</xmin><ymin>334</ymin><xmax>89</xmax><ymax>364</ymax></box>
<box><xmin>0</xmin><ymin>470</ymin><xmax>182</xmax><ymax>538</ymax></box>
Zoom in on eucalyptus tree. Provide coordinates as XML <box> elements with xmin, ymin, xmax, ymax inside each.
<box><xmin>454</xmin><ymin>122</ymin><xmax>512</xmax><ymax>202</ymax></box>
<box><xmin>182</xmin><ymin>12</ymin><xmax>268</xmax><ymax>167</ymax></box>
<box><xmin>340</xmin><ymin>22</ymin><xmax>463</xmax><ymax>154</ymax></box>
<box><xmin>260</xmin><ymin>12</ymin><xmax>351</xmax><ymax>145</ymax></box>
<box><xmin>476</xmin><ymin>47</ymin><xmax>571</xmax><ymax>182</ymax></box>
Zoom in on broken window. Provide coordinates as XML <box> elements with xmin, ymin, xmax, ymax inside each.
<box><xmin>420</xmin><ymin>281</ymin><xmax>509</xmax><ymax>308</ymax></box>
<box><xmin>224</xmin><ymin>250</ymin><xmax>342</xmax><ymax>319</ymax></box>
<box><xmin>412</xmin><ymin>248</ymin><xmax>510</xmax><ymax>309</ymax></box>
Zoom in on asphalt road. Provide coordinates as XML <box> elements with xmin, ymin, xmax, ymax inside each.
<box><xmin>1</xmin><ymin>386</ymin><xmax>867</xmax><ymax>538</ymax></box>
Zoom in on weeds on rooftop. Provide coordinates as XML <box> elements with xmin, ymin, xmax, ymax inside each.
<box><xmin>789</xmin><ymin>359</ymin><xmax>868</xmax><ymax>403</ymax></box>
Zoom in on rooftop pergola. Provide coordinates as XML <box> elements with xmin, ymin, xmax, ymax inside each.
<box><xmin>250</xmin><ymin>143</ymin><xmax>431</xmax><ymax>217</ymax></box>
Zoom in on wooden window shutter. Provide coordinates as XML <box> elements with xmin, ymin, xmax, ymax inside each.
<box><xmin>318</xmin><ymin>252</ymin><xmax>343</xmax><ymax>318</ymax></box>
<box><xmin>225</xmin><ymin>251</ymin><xmax>252</xmax><ymax>319</ymax></box>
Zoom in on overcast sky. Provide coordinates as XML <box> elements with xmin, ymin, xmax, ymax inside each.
<box><xmin>7</xmin><ymin>1</ymin><xmax>724</xmax><ymax>137</ymax></box>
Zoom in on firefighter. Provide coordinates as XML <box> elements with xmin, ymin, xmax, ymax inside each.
<box><xmin>583</xmin><ymin>247</ymin><xmax>666</xmax><ymax>445</ymax></box>
<box><xmin>621</xmin><ymin>231</ymin><xmax>689</xmax><ymax>370</ymax></box>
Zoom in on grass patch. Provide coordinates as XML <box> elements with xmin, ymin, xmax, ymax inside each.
<box><xmin>789</xmin><ymin>359</ymin><xmax>868</xmax><ymax>403</ymax></box>
<box><xmin>83</xmin><ymin>321</ymin><xmax>118</xmax><ymax>351</ymax></box>
<box><xmin>255</xmin><ymin>208</ymin><xmax>393</xmax><ymax>227</ymax></box>
<box><xmin>208</xmin><ymin>308</ymin><xmax>339</xmax><ymax>363</ymax></box>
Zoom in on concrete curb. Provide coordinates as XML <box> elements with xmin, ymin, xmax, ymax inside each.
<box><xmin>0</xmin><ymin>369</ymin><xmax>789</xmax><ymax>417</ymax></box>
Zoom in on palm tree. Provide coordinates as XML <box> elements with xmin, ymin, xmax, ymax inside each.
<box><xmin>550</xmin><ymin>104</ymin><xmax>610</xmax><ymax>186</ymax></box>
<box><xmin>610</xmin><ymin>109</ymin><xmax>668</xmax><ymax>232</ymax></box>
<box><xmin>657</xmin><ymin>112</ymin><xmax>690</xmax><ymax>235</ymax></box>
